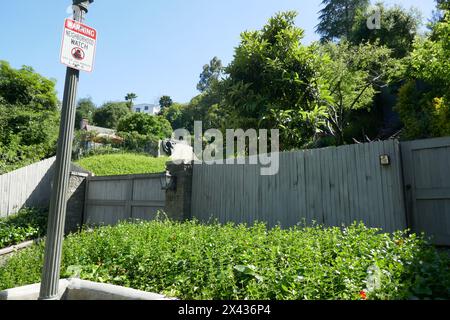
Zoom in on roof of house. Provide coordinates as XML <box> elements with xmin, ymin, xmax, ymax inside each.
<box><xmin>83</xmin><ymin>125</ymin><xmax>116</xmax><ymax>136</ymax></box>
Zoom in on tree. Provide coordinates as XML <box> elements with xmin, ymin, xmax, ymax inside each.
<box><xmin>350</xmin><ymin>3</ymin><xmax>422</xmax><ymax>58</ymax></box>
<box><xmin>125</xmin><ymin>93</ymin><xmax>138</xmax><ymax>110</ymax></box>
<box><xmin>430</xmin><ymin>0</ymin><xmax>450</xmax><ymax>32</ymax></box>
<box><xmin>93</xmin><ymin>102</ymin><xmax>130</xmax><ymax>129</ymax></box>
<box><xmin>197</xmin><ymin>57</ymin><xmax>224</xmax><ymax>92</ymax></box>
<box><xmin>0</xmin><ymin>61</ymin><xmax>58</xmax><ymax>111</ymax></box>
<box><xmin>317</xmin><ymin>41</ymin><xmax>399</xmax><ymax>145</ymax></box>
<box><xmin>437</xmin><ymin>0</ymin><xmax>450</xmax><ymax>10</ymax></box>
<box><xmin>395</xmin><ymin>9</ymin><xmax>450</xmax><ymax>139</ymax></box>
<box><xmin>223</xmin><ymin>11</ymin><xmax>327</xmax><ymax>149</ymax></box>
<box><xmin>117</xmin><ymin>113</ymin><xmax>172</xmax><ymax>139</ymax></box>
<box><xmin>161</xmin><ymin>102</ymin><xmax>186</xmax><ymax>130</ymax></box>
<box><xmin>75</xmin><ymin>97</ymin><xmax>96</xmax><ymax>129</ymax></box>
<box><xmin>316</xmin><ymin>0</ymin><xmax>369</xmax><ymax>42</ymax></box>
<box><xmin>0</xmin><ymin>61</ymin><xmax>60</xmax><ymax>173</ymax></box>
<box><xmin>159</xmin><ymin>95</ymin><xmax>173</xmax><ymax>111</ymax></box>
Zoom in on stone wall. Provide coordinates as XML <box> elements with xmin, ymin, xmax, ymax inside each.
<box><xmin>65</xmin><ymin>172</ymin><xmax>89</xmax><ymax>234</ymax></box>
<box><xmin>164</xmin><ymin>161</ymin><xmax>193</xmax><ymax>221</ymax></box>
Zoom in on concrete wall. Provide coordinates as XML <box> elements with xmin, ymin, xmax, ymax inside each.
<box><xmin>65</xmin><ymin>172</ymin><xmax>89</xmax><ymax>233</ymax></box>
<box><xmin>0</xmin><ymin>279</ymin><xmax>174</xmax><ymax>300</ymax></box>
<box><xmin>164</xmin><ymin>162</ymin><xmax>193</xmax><ymax>221</ymax></box>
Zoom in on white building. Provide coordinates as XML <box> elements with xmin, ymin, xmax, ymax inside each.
<box><xmin>132</xmin><ymin>104</ymin><xmax>161</xmax><ymax>115</ymax></box>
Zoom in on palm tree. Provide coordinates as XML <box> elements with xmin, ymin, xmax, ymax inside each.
<box><xmin>125</xmin><ymin>93</ymin><xmax>138</xmax><ymax>110</ymax></box>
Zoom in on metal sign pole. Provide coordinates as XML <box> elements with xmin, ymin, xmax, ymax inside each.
<box><xmin>39</xmin><ymin>0</ymin><xmax>93</xmax><ymax>301</ymax></box>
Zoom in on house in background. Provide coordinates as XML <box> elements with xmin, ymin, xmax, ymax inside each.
<box><xmin>132</xmin><ymin>104</ymin><xmax>161</xmax><ymax>115</ymax></box>
<box><xmin>79</xmin><ymin>119</ymin><xmax>123</xmax><ymax>150</ymax></box>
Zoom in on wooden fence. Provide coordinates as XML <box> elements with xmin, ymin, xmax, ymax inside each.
<box><xmin>192</xmin><ymin>140</ymin><xmax>407</xmax><ymax>233</ymax></box>
<box><xmin>84</xmin><ymin>173</ymin><xmax>166</xmax><ymax>226</ymax></box>
<box><xmin>0</xmin><ymin>157</ymin><xmax>56</xmax><ymax>218</ymax></box>
<box><xmin>401</xmin><ymin>137</ymin><xmax>450</xmax><ymax>246</ymax></box>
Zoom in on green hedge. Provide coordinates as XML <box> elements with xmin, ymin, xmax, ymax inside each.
<box><xmin>0</xmin><ymin>208</ymin><xmax>47</xmax><ymax>249</ymax></box>
<box><xmin>74</xmin><ymin>153</ymin><xmax>168</xmax><ymax>176</ymax></box>
<box><xmin>1</xmin><ymin>220</ymin><xmax>449</xmax><ymax>300</ymax></box>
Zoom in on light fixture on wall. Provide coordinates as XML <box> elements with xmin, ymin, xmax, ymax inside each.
<box><xmin>160</xmin><ymin>172</ymin><xmax>177</xmax><ymax>191</ymax></box>
<box><xmin>380</xmin><ymin>155</ymin><xmax>391</xmax><ymax>166</ymax></box>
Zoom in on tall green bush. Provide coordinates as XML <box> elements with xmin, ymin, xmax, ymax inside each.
<box><xmin>92</xmin><ymin>102</ymin><xmax>130</xmax><ymax>129</ymax></box>
<box><xmin>117</xmin><ymin>113</ymin><xmax>172</xmax><ymax>139</ymax></box>
<box><xmin>396</xmin><ymin>10</ymin><xmax>450</xmax><ymax>139</ymax></box>
<box><xmin>0</xmin><ymin>61</ymin><xmax>60</xmax><ymax>174</ymax></box>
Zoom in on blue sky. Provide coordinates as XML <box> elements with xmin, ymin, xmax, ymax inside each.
<box><xmin>0</xmin><ymin>0</ymin><xmax>436</xmax><ymax>106</ymax></box>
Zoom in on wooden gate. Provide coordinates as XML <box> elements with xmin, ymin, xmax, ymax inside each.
<box><xmin>401</xmin><ymin>137</ymin><xmax>450</xmax><ymax>246</ymax></box>
<box><xmin>84</xmin><ymin>173</ymin><xmax>166</xmax><ymax>226</ymax></box>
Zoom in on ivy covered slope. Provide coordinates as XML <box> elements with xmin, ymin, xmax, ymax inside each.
<box><xmin>0</xmin><ymin>220</ymin><xmax>449</xmax><ymax>300</ymax></box>
<box><xmin>0</xmin><ymin>208</ymin><xmax>47</xmax><ymax>249</ymax></box>
<box><xmin>75</xmin><ymin>153</ymin><xmax>168</xmax><ymax>176</ymax></box>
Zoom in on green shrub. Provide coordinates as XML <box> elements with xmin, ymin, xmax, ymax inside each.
<box><xmin>395</xmin><ymin>13</ymin><xmax>450</xmax><ymax>140</ymax></box>
<box><xmin>92</xmin><ymin>102</ymin><xmax>130</xmax><ymax>129</ymax></box>
<box><xmin>75</xmin><ymin>153</ymin><xmax>168</xmax><ymax>176</ymax></box>
<box><xmin>0</xmin><ymin>208</ymin><xmax>47</xmax><ymax>249</ymax></box>
<box><xmin>115</xmin><ymin>131</ymin><xmax>160</xmax><ymax>155</ymax></box>
<box><xmin>1</xmin><ymin>220</ymin><xmax>448</xmax><ymax>300</ymax></box>
<box><xmin>117</xmin><ymin>113</ymin><xmax>172</xmax><ymax>139</ymax></box>
<box><xmin>395</xmin><ymin>80</ymin><xmax>450</xmax><ymax>140</ymax></box>
<box><xmin>0</xmin><ymin>61</ymin><xmax>60</xmax><ymax>175</ymax></box>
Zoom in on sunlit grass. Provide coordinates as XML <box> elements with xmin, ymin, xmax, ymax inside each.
<box><xmin>75</xmin><ymin>153</ymin><xmax>168</xmax><ymax>176</ymax></box>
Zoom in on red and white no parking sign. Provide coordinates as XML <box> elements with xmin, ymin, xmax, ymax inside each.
<box><xmin>60</xmin><ymin>19</ymin><xmax>97</xmax><ymax>72</ymax></box>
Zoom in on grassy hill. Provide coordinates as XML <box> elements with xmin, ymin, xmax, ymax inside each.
<box><xmin>75</xmin><ymin>153</ymin><xmax>168</xmax><ymax>176</ymax></box>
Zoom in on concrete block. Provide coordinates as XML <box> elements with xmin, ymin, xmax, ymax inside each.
<box><xmin>0</xmin><ymin>279</ymin><xmax>176</xmax><ymax>301</ymax></box>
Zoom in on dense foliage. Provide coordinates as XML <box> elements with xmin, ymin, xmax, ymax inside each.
<box><xmin>160</xmin><ymin>102</ymin><xmax>187</xmax><ymax>131</ymax></box>
<box><xmin>222</xmin><ymin>11</ymin><xmax>327</xmax><ymax>149</ymax></box>
<box><xmin>75</xmin><ymin>98</ymin><xmax>96</xmax><ymax>129</ymax></box>
<box><xmin>316</xmin><ymin>0</ymin><xmax>369</xmax><ymax>41</ymax></box>
<box><xmin>117</xmin><ymin>113</ymin><xmax>172</xmax><ymax>139</ymax></box>
<box><xmin>163</xmin><ymin>4</ymin><xmax>449</xmax><ymax>147</ymax></box>
<box><xmin>197</xmin><ymin>57</ymin><xmax>224</xmax><ymax>93</ymax></box>
<box><xmin>317</xmin><ymin>41</ymin><xmax>400</xmax><ymax>145</ymax></box>
<box><xmin>395</xmin><ymin>10</ymin><xmax>450</xmax><ymax>139</ymax></box>
<box><xmin>0</xmin><ymin>61</ymin><xmax>60</xmax><ymax>174</ymax></box>
<box><xmin>0</xmin><ymin>220</ymin><xmax>449</xmax><ymax>300</ymax></box>
<box><xmin>159</xmin><ymin>95</ymin><xmax>173</xmax><ymax>111</ymax></box>
<box><xmin>0</xmin><ymin>62</ymin><xmax>58</xmax><ymax>111</ymax></box>
<box><xmin>350</xmin><ymin>3</ymin><xmax>422</xmax><ymax>58</ymax></box>
<box><xmin>0</xmin><ymin>208</ymin><xmax>47</xmax><ymax>249</ymax></box>
<box><xmin>75</xmin><ymin>153</ymin><xmax>168</xmax><ymax>176</ymax></box>
<box><xmin>92</xmin><ymin>101</ymin><xmax>130</xmax><ymax>129</ymax></box>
